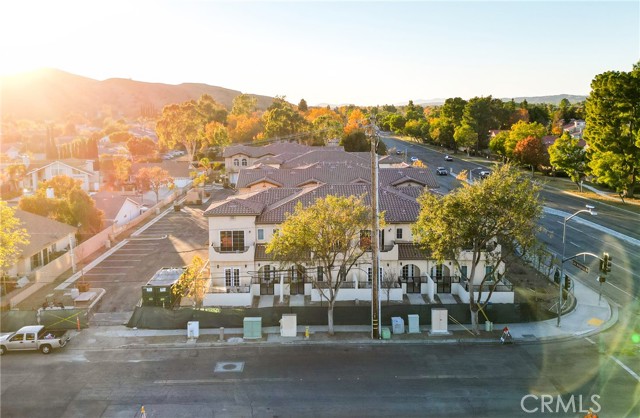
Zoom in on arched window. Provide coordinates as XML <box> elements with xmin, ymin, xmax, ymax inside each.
<box><xmin>402</xmin><ymin>264</ymin><xmax>420</xmax><ymax>279</ymax></box>
<box><xmin>241</xmin><ymin>158</ymin><xmax>248</xmax><ymax>166</ymax></box>
<box><xmin>233</xmin><ymin>159</ymin><xmax>239</xmax><ymax>166</ymax></box>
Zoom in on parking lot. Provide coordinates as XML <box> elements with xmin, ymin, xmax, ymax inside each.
<box><xmin>87</xmin><ymin>204</ymin><xmax>210</xmax><ymax>316</ymax></box>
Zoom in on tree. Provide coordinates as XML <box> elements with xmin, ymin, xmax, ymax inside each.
<box><xmin>584</xmin><ymin>62</ymin><xmax>640</xmax><ymax>198</ymax></box>
<box><xmin>412</xmin><ymin>165</ymin><xmax>543</xmax><ymax>333</ymax></box>
<box><xmin>266</xmin><ymin>195</ymin><xmax>374</xmax><ymax>335</ymax></box>
<box><xmin>262</xmin><ymin>97</ymin><xmax>309</xmax><ymax>139</ymax></box>
<box><xmin>127</xmin><ymin>136</ymin><xmax>157</xmax><ymax>160</ymax></box>
<box><xmin>489</xmin><ymin>131</ymin><xmax>510</xmax><ymax>161</ymax></box>
<box><xmin>4</xmin><ymin>163</ymin><xmax>26</xmax><ymax>193</ymax></box>
<box><xmin>231</xmin><ymin>94</ymin><xmax>258</xmax><ymax>116</ymax></box>
<box><xmin>311</xmin><ymin>114</ymin><xmax>344</xmax><ymax>145</ymax></box>
<box><xmin>505</xmin><ymin>120</ymin><xmax>547</xmax><ymax>159</ymax></box>
<box><xmin>513</xmin><ymin>136</ymin><xmax>547</xmax><ymax>175</ymax></box>
<box><xmin>453</xmin><ymin>123</ymin><xmax>478</xmax><ymax>155</ymax></box>
<box><xmin>341</xmin><ymin>130</ymin><xmax>370</xmax><ymax>152</ymax></box>
<box><xmin>173</xmin><ymin>255</ymin><xmax>208</xmax><ymax>308</ymax></box>
<box><xmin>462</xmin><ymin>96</ymin><xmax>494</xmax><ymax>152</ymax></box>
<box><xmin>548</xmin><ymin>132</ymin><xmax>587</xmax><ymax>190</ymax></box>
<box><xmin>113</xmin><ymin>157</ymin><xmax>132</xmax><ymax>189</ymax></box>
<box><xmin>0</xmin><ymin>201</ymin><xmax>29</xmax><ymax>277</ymax></box>
<box><xmin>227</xmin><ymin>113</ymin><xmax>264</xmax><ymax>143</ymax></box>
<box><xmin>298</xmin><ymin>98</ymin><xmax>308</xmax><ymax>112</ymax></box>
<box><xmin>109</xmin><ymin>131</ymin><xmax>134</xmax><ymax>143</ymax></box>
<box><xmin>135</xmin><ymin>166</ymin><xmax>173</xmax><ymax>203</ymax></box>
<box><xmin>19</xmin><ymin>175</ymin><xmax>104</xmax><ymax>238</ymax></box>
<box><xmin>156</xmin><ymin>95</ymin><xmax>228</xmax><ymax>163</ymax></box>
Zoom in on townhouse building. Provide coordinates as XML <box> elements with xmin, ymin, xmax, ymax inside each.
<box><xmin>203</xmin><ymin>145</ymin><xmax>510</xmax><ymax>307</ymax></box>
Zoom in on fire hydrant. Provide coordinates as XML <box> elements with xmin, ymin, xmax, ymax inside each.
<box><xmin>305</xmin><ymin>326</ymin><xmax>310</xmax><ymax>340</ymax></box>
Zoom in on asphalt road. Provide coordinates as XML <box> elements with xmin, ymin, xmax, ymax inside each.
<box><xmin>381</xmin><ymin>135</ymin><xmax>640</xmax><ymax>309</ymax></box>
<box><xmin>1</xmin><ymin>339</ymin><xmax>637</xmax><ymax>417</ymax></box>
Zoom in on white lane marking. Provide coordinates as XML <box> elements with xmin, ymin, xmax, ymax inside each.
<box><xmin>585</xmin><ymin>337</ymin><xmax>595</xmax><ymax>345</ymax></box>
<box><xmin>610</xmin><ymin>355</ymin><xmax>640</xmax><ymax>382</ymax></box>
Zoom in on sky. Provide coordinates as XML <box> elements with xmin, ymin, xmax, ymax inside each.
<box><xmin>2</xmin><ymin>0</ymin><xmax>639</xmax><ymax>106</ymax></box>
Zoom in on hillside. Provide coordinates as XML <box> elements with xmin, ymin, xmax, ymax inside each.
<box><xmin>0</xmin><ymin>68</ymin><xmax>274</xmax><ymax>120</ymax></box>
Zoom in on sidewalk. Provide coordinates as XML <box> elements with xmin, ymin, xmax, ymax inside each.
<box><xmin>64</xmin><ymin>278</ymin><xmax>615</xmax><ymax>351</ymax></box>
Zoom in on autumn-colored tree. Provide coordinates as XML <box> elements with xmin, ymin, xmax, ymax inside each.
<box><xmin>127</xmin><ymin>136</ymin><xmax>157</xmax><ymax>160</ymax></box>
<box><xmin>173</xmin><ymin>255</ymin><xmax>208</xmax><ymax>308</ymax></box>
<box><xmin>109</xmin><ymin>131</ymin><xmax>134</xmax><ymax>143</ymax></box>
<box><xmin>0</xmin><ymin>201</ymin><xmax>29</xmax><ymax>277</ymax></box>
<box><xmin>4</xmin><ymin>163</ymin><xmax>26</xmax><ymax>193</ymax></box>
<box><xmin>227</xmin><ymin>113</ymin><xmax>264</xmax><ymax>143</ymax></box>
<box><xmin>413</xmin><ymin>165</ymin><xmax>542</xmax><ymax>333</ymax></box>
<box><xmin>266</xmin><ymin>195</ymin><xmax>375</xmax><ymax>335</ymax></box>
<box><xmin>513</xmin><ymin>136</ymin><xmax>547</xmax><ymax>175</ymax></box>
<box><xmin>344</xmin><ymin>108</ymin><xmax>366</xmax><ymax>135</ymax></box>
<box><xmin>505</xmin><ymin>120</ymin><xmax>547</xmax><ymax>159</ymax></box>
<box><xmin>19</xmin><ymin>175</ymin><xmax>104</xmax><ymax>238</ymax></box>
<box><xmin>135</xmin><ymin>166</ymin><xmax>173</xmax><ymax>203</ymax></box>
<box><xmin>113</xmin><ymin>157</ymin><xmax>132</xmax><ymax>188</ymax></box>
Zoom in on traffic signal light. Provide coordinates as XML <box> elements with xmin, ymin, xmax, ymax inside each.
<box><xmin>564</xmin><ymin>275</ymin><xmax>571</xmax><ymax>290</ymax></box>
<box><xmin>600</xmin><ymin>253</ymin><xmax>612</xmax><ymax>273</ymax></box>
<box><xmin>606</xmin><ymin>254</ymin><xmax>613</xmax><ymax>273</ymax></box>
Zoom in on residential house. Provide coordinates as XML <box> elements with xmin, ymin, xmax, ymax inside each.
<box><xmin>131</xmin><ymin>160</ymin><xmax>193</xmax><ymax>190</ymax></box>
<box><xmin>562</xmin><ymin>119</ymin><xmax>586</xmax><ymax>139</ymax></box>
<box><xmin>92</xmin><ymin>192</ymin><xmax>147</xmax><ymax>228</ymax></box>
<box><xmin>22</xmin><ymin>159</ymin><xmax>100</xmax><ymax>193</ymax></box>
<box><xmin>6</xmin><ymin>210</ymin><xmax>77</xmax><ymax>279</ymax></box>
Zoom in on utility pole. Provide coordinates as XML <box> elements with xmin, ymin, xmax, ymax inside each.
<box><xmin>369</xmin><ymin>120</ymin><xmax>381</xmax><ymax>339</ymax></box>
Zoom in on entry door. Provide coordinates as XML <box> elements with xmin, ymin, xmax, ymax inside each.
<box><xmin>289</xmin><ymin>266</ymin><xmax>305</xmax><ymax>295</ymax></box>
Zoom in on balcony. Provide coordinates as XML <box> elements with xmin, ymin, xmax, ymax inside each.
<box><xmin>211</xmin><ymin>246</ymin><xmax>251</xmax><ymax>253</ymax></box>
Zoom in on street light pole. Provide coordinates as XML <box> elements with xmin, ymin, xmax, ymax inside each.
<box><xmin>557</xmin><ymin>205</ymin><xmax>596</xmax><ymax>327</ymax></box>
<box><xmin>369</xmin><ymin>120</ymin><xmax>381</xmax><ymax>339</ymax></box>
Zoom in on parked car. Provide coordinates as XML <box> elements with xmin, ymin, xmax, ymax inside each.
<box><xmin>410</xmin><ymin>156</ymin><xmax>419</xmax><ymax>162</ymax></box>
<box><xmin>396</xmin><ymin>150</ymin><xmax>403</xmax><ymax>155</ymax></box>
<box><xmin>479</xmin><ymin>170</ymin><xmax>491</xmax><ymax>179</ymax></box>
<box><xmin>0</xmin><ymin>325</ymin><xmax>70</xmax><ymax>355</ymax></box>
<box><xmin>436</xmin><ymin>167</ymin><xmax>448</xmax><ymax>176</ymax></box>
<box><xmin>444</xmin><ymin>155</ymin><xmax>453</xmax><ymax>161</ymax></box>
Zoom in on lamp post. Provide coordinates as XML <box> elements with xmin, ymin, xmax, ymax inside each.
<box><xmin>468</xmin><ymin>167</ymin><xmax>484</xmax><ymax>184</ymax></box>
<box><xmin>557</xmin><ymin>205</ymin><xmax>596</xmax><ymax>327</ymax></box>
<box><xmin>368</xmin><ymin>119</ymin><xmax>381</xmax><ymax>339</ymax></box>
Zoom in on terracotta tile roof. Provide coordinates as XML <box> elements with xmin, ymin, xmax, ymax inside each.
<box><xmin>398</xmin><ymin>243</ymin><xmax>431</xmax><ymax>260</ymax></box>
<box><xmin>131</xmin><ymin>161</ymin><xmax>192</xmax><ymax>178</ymax></box>
<box><xmin>14</xmin><ymin>210</ymin><xmax>78</xmax><ymax>257</ymax></box>
<box><xmin>223</xmin><ymin>143</ymin><xmax>313</xmax><ymax>158</ymax></box>
<box><xmin>203</xmin><ymin>198</ymin><xmax>264</xmax><ymax>216</ymax></box>
<box><xmin>236</xmin><ymin>165</ymin><xmax>438</xmax><ymax>190</ymax></box>
<box><xmin>281</xmin><ymin>149</ymin><xmax>369</xmax><ymax>168</ymax></box>
<box><xmin>254</xmin><ymin>244</ymin><xmax>275</xmax><ymax>261</ymax></box>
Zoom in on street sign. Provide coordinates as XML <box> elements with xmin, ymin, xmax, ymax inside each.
<box><xmin>572</xmin><ymin>259</ymin><xmax>589</xmax><ymax>273</ymax></box>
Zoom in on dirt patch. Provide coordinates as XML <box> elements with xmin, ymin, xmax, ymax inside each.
<box><xmin>505</xmin><ymin>255</ymin><xmax>559</xmax><ymax>312</ymax></box>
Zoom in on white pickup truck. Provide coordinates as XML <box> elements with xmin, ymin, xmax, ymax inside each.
<box><xmin>0</xmin><ymin>325</ymin><xmax>70</xmax><ymax>355</ymax></box>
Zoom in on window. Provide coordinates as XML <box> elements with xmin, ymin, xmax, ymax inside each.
<box><xmin>367</xmin><ymin>267</ymin><xmax>383</xmax><ymax>282</ymax></box>
<box><xmin>433</xmin><ymin>264</ymin><xmax>444</xmax><ymax>280</ymax></box>
<box><xmin>257</xmin><ymin>229</ymin><xmax>264</xmax><ymax>240</ymax></box>
<box><xmin>461</xmin><ymin>266</ymin><xmax>468</xmax><ymax>280</ymax></box>
<box><xmin>260</xmin><ymin>265</ymin><xmax>275</xmax><ymax>281</ymax></box>
<box><xmin>396</xmin><ymin>228</ymin><xmax>403</xmax><ymax>240</ymax></box>
<box><xmin>25</xmin><ymin>333</ymin><xmax>35</xmax><ymax>341</ymax></box>
<box><xmin>31</xmin><ymin>253</ymin><xmax>43</xmax><ymax>270</ymax></box>
<box><xmin>220</xmin><ymin>231</ymin><xmax>245</xmax><ymax>252</ymax></box>
<box><xmin>224</xmin><ymin>268</ymin><xmax>240</xmax><ymax>287</ymax></box>
<box><xmin>241</xmin><ymin>158</ymin><xmax>248</xmax><ymax>166</ymax></box>
<box><xmin>233</xmin><ymin>159</ymin><xmax>239</xmax><ymax>166</ymax></box>
<box><xmin>10</xmin><ymin>334</ymin><xmax>24</xmax><ymax>342</ymax></box>
<box><xmin>402</xmin><ymin>264</ymin><xmax>418</xmax><ymax>279</ymax></box>
<box><xmin>359</xmin><ymin>230</ymin><xmax>371</xmax><ymax>248</ymax></box>
<box><xmin>317</xmin><ymin>266</ymin><xmax>324</xmax><ymax>281</ymax></box>
<box><xmin>485</xmin><ymin>265</ymin><xmax>494</xmax><ymax>280</ymax></box>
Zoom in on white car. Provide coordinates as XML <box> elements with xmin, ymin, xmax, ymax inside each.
<box><xmin>436</xmin><ymin>167</ymin><xmax>448</xmax><ymax>176</ymax></box>
<box><xmin>444</xmin><ymin>155</ymin><xmax>453</xmax><ymax>162</ymax></box>
<box><xmin>410</xmin><ymin>156</ymin><xmax>419</xmax><ymax>162</ymax></box>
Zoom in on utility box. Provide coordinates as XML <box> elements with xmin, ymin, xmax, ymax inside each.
<box><xmin>431</xmin><ymin>308</ymin><xmax>449</xmax><ymax>334</ymax></box>
<box><xmin>141</xmin><ymin>267</ymin><xmax>185</xmax><ymax>308</ymax></box>
<box><xmin>381</xmin><ymin>327</ymin><xmax>391</xmax><ymax>340</ymax></box>
<box><xmin>187</xmin><ymin>321</ymin><xmax>200</xmax><ymax>339</ymax></box>
<box><xmin>243</xmin><ymin>317</ymin><xmax>262</xmax><ymax>339</ymax></box>
<box><xmin>408</xmin><ymin>314</ymin><xmax>420</xmax><ymax>333</ymax></box>
<box><xmin>391</xmin><ymin>317</ymin><xmax>405</xmax><ymax>334</ymax></box>
<box><xmin>280</xmin><ymin>314</ymin><xmax>297</xmax><ymax>337</ymax></box>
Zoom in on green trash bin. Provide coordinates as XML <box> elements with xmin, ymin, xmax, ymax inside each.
<box><xmin>485</xmin><ymin>321</ymin><xmax>493</xmax><ymax>332</ymax></box>
<box><xmin>381</xmin><ymin>327</ymin><xmax>391</xmax><ymax>340</ymax></box>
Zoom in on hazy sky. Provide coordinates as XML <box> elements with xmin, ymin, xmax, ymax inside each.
<box><xmin>2</xmin><ymin>0</ymin><xmax>638</xmax><ymax>105</ymax></box>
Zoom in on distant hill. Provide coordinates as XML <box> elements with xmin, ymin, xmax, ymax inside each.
<box><xmin>0</xmin><ymin>68</ymin><xmax>274</xmax><ymax>120</ymax></box>
<box><xmin>498</xmin><ymin>94</ymin><xmax>588</xmax><ymax>105</ymax></box>
<box><xmin>392</xmin><ymin>95</ymin><xmax>588</xmax><ymax>107</ymax></box>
